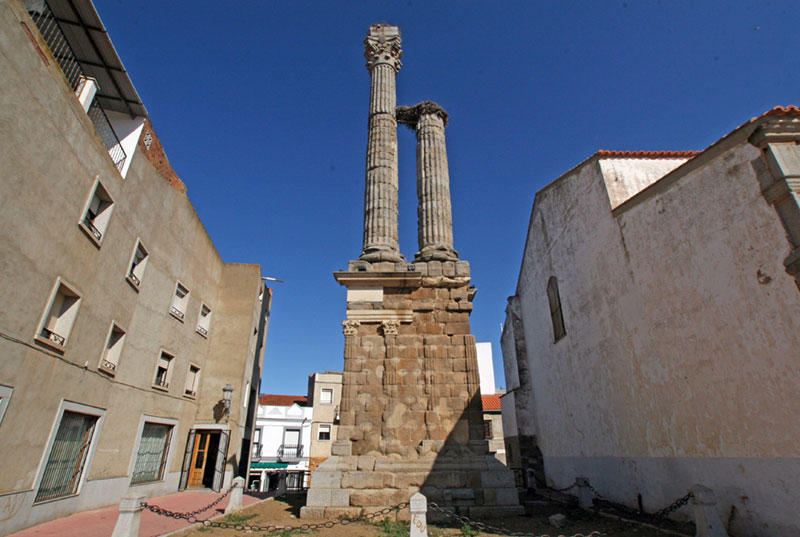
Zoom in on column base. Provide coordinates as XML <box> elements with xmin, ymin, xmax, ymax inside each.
<box><xmin>415</xmin><ymin>245</ymin><xmax>458</xmax><ymax>262</ymax></box>
<box><xmin>359</xmin><ymin>247</ymin><xmax>406</xmax><ymax>263</ymax></box>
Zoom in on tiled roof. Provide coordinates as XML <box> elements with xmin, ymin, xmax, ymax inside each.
<box><xmin>597</xmin><ymin>150</ymin><xmax>700</xmax><ymax>158</ymax></box>
<box><xmin>258</xmin><ymin>394</ymin><xmax>308</xmax><ymax>406</ymax></box>
<box><xmin>482</xmin><ymin>394</ymin><xmax>502</xmax><ymax>411</ymax></box>
<box><xmin>762</xmin><ymin>105</ymin><xmax>800</xmax><ymax>117</ymax></box>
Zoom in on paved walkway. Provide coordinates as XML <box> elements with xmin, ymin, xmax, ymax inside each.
<box><xmin>9</xmin><ymin>490</ymin><xmax>266</xmax><ymax>537</ymax></box>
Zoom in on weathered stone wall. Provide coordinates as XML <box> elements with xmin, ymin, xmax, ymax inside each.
<box><xmin>507</xmin><ymin>118</ymin><xmax>800</xmax><ymax>536</ymax></box>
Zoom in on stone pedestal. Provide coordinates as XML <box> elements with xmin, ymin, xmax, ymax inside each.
<box><xmin>300</xmin><ymin>261</ymin><xmax>522</xmax><ymax>519</ymax></box>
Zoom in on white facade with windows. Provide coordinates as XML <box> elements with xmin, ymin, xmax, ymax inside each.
<box><xmin>250</xmin><ymin>396</ymin><xmax>312</xmax><ymax>492</ymax></box>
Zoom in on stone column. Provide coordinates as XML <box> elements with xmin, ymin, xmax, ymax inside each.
<box><xmin>397</xmin><ymin>102</ymin><xmax>458</xmax><ymax>261</ymax></box>
<box><xmin>360</xmin><ymin>24</ymin><xmax>404</xmax><ymax>263</ymax></box>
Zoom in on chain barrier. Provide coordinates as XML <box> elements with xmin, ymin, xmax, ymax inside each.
<box><xmin>653</xmin><ymin>492</ymin><xmax>694</xmax><ymax>519</ymax></box>
<box><xmin>143</xmin><ymin>498</ymin><xmax>408</xmax><ymax>532</ymax></box>
<box><xmin>428</xmin><ymin>501</ymin><xmax>601</xmax><ymax>537</ymax></box>
<box><xmin>142</xmin><ymin>485</ymin><xmax>233</xmax><ymax>520</ymax></box>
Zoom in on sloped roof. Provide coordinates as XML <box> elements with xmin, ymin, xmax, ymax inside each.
<box><xmin>596</xmin><ymin>150</ymin><xmax>700</xmax><ymax>159</ymax></box>
<box><xmin>258</xmin><ymin>394</ymin><xmax>307</xmax><ymax>406</ymax></box>
<box><xmin>482</xmin><ymin>394</ymin><xmax>502</xmax><ymax>411</ymax></box>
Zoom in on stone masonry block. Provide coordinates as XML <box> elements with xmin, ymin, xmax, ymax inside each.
<box><xmin>450</xmin><ymin>287</ymin><xmax>468</xmax><ymax>302</ymax></box>
<box><xmin>427</xmin><ymin>261</ymin><xmax>443</xmax><ymax>276</ymax></box>
<box><xmin>413</xmin><ymin>300</ymin><xmax>435</xmax><ymax>311</ymax></box>
<box><xmin>410</xmin><ymin>287</ymin><xmax>435</xmax><ymax>299</ymax></box>
<box><xmin>424</xmin><ymin>335</ymin><xmax>450</xmax><ymax>346</ymax></box>
<box><xmin>455</xmin><ymin>261</ymin><xmax>470</xmax><ymax>277</ymax></box>
<box><xmin>421</xmin><ymin>323</ymin><xmax>443</xmax><ymax>334</ymax></box>
<box><xmin>385</xmin><ymin>472</ymin><xmax>428</xmax><ymax>488</ymax></box>
<box><xmin>481</xmin><ymin>470</ymin><xmax>515</xmax><ymax>488</ymax></box>
<box><xmin>299</xmin><ymin>506</ymin><xmax>327</xmax><ymax>519</ymax></box>
<box><xmin>341</xmin><ymin>471</ymin><xmax>386</xmax><ymax>489</ymax></box>
<box><xmin>311</xmin><ymin>471</ymin><xmax>342</xmax><ymax>488</ymax></box>
<box><xmin>458</xmin><ymin>302</ymin><xmax>473</xmax><ymax>312</ymax></box>
<box><xmin>357</xmin><ymin>456</ymin><xmax>376</xmax><ymax>471</ymax></box>
<box><xmin>444</xmin><ymin>322</ymin><xmax>471</xmax><ymax>335</ymax></box>
<box><xmin>447</xmin><ymin>346</ymin><xmax>466</xmax><ymax>359</ymax></box>
<box><xmin>423</xmin><ymin>346</ymin><xmax>447</xmax><ymax>359</ymax></box>
<box><xmin>494</xmin><ymin>487</ymin><xmax>520</xmax><ymax>505</ymax></box>
<box><xmin>396</xmin><ymin>335</ymin><xmax>423</xmax><ymax>346</ymax></box>
<box><xmin>442</xmin><ymin>261</ymin><xmax>456</xmax><ymax>277</ymax></box>
<box><xmin>351</xmin><ymin>489</ymin><xmax>411</xmax><ymax>507</ymax></box>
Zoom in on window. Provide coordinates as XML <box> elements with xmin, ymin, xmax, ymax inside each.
<box><xmin>36</xmin><ymin>279</ymin><xmax>81</xmax><ymax>351</ymax></box>
<box><xmin>320</xmin><ymin>388</ymin><xmax>333</xmax><ymax>405</ymax></box>
<box><xmin>483</xmin><ymin>419</ymin><xmax>493</xmax><ymax>439</ymax></box>
<box><xmin>170</xmin><ymin>282</ymin><xmax>189</xmax><ymax>321</ymax></box>
<box><xmin>79</xmin><ymin>181</ymin><xmax>114</xmax><ymax>246</ymax></box>
<box><xmin>35</xmin><ymin>411</ymin><xmax>98</xmax><ymax>502</ymax></box>
<box><xmin>547</xmin><ymin>277</ymin><xmax>566</xmax><ymax>342</ymax></box>
<box><xmin>130</xmin><ymin>422</ymin><xmax>173</xmax><ymax>484</ymax></box>
<box><xmin>184</xmin><ymin>365</ymin><xmax>200</xmax><ymax>398</ymax></box>
<box><xmin>196</xmin><ymin>304</ymin><xmax>211</xmax><ymax>337</ymax></box>
<box><xmin>99</xmin><ymin>323</ymin><xmax>125</xmax><ymax>375</ymax></box>
<box><xmin>153</xmin><ymin>352</ymin><xmax>173</xmax><ymax>390</ymax></box>
<box><xmin>126</xmin><ymin>240</ymin><xmax>149</xmax><ymax>290</ymax></box>
<box><xmin>0</xmin><ymin>385</ymin><xmax>13</xmax><ymax>426</ymax></box>
<box><xmin>318</xmin><ymin>424</ymin><xmax>331</xmax><ymax>441</ymax></box>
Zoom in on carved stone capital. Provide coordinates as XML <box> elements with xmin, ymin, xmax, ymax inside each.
<box><xmin>380</xmin><ymin>320</ymin><xmax>399</xmax><ymax>336</ymax></box>
<box><xmin>342</xmin><ymin>320</ymin><xmax>361</xmax><ymax>336</ymax></box>
<box><xmin>364</xmin><ymin>24</ymin><xmax>402</xmax><ymax>72</ymax></box>
<box><xmin>396</xmin><ymin>101</ymin><xmax>449</xmax><ymax>128</ymax></box>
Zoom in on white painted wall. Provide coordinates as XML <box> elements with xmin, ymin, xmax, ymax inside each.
<box><xmin>510</xmin><ymin>142</ymin><xmax>800</xmax><ymax>537</ymax></box>
<box><xmin>475</xmin><ymin>342</ymin><xmax>495</xmax><ymax>395</ymax></box>
<box><xmin>254</xmin><ymin>403</ymin><xmax>312</xmax><ymax>470</ymax></box>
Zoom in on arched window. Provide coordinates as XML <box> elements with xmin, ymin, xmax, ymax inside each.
<box><xmin>547</xmin><ymin>277</ymin><xmax>566</xmax><ymax>342</ymax></box>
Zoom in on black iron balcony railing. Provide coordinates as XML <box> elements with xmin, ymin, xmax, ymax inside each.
<box><xmin>26</xmin><ymin>0</ymin><xmax>126</xmax><ymax>172</ymax></box>
<box><xmin>40</xmin><ymin>327</ymin><xmax>65</xmax><ymax>346</ymax></box>
<box><xmin>99</xmin><ymin>358</ymin><xmax>116</xmax><ymax>373</ymax></box>
<box><xmin>277</xmin><ymin>444</ymin><xmax>303</xmax><ymax>460</ymax></box>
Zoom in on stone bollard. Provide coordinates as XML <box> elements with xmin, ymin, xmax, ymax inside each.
<box><xmin>575</xmin><ymin>477</ymin><xmax>594</xmax><ymax>509</ymax></box>
<box><xmin>111</xmin><ymin>495</ymin><xmax>145</xmax><ymax>537</ymax></box>
<box><xmin>410</xmin><ymin>492</ymin><xmax>428</xmax><ymax>537</ymax></box>
<box><xmin>224</xmin><ymin>477</ymin><xmax>246</xmax><ymax>514</ymax></box>
<box><xmin>689</xmin><ymin>485</ymin><xmax>729</xmax><ymax>537</ymax></box>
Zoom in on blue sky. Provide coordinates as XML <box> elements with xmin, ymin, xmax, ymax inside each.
<box><xmin>97</xmin><ymin>1</ymin><xmax>799</xmax><ymax>396</ymax></box>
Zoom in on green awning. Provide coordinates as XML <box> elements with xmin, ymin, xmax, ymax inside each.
<box><xmin>251</xmin><ymin>462</ymin><xmax>289</xmax><ymax>469</ymax></box>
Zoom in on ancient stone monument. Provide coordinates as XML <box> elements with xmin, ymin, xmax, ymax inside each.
<box><xmin>300</xmin><ymin>24</ymin><xmax>521</xmax><ymax>519</ymax></box>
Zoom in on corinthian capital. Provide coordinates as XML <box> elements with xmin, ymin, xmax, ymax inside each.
<box><xmin>342</xmin><ymin>320</ymin><xmax>361</xmax><ymax>336</ymax></box>
<box><xmin>364</xmin><ymin>24</ymin><xmax>402</xmax><ymax>72</ymax></box>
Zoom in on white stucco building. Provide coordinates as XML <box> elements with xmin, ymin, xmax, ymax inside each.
<box><xmin>250</xmin><ymin>394</ymin><xmax>312</xmax><ymax>491</ymax></box>
<box><xmin>502</xmin><ymin>107</ymin><xmax>800</xmax><ymax>537</ymax></box>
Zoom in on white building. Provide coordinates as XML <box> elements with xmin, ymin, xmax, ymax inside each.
<box><xmin>250</xmin><ymin>395</ymin><xmax>312</xmax><ymax>491</ymax></box>
<box><xmin>502</xmin><ymin>107</ymin><xmax>800</xmax><ymax>537</ymax></box>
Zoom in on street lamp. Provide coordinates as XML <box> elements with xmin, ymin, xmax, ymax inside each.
<box><xmin>222</xmin><ymin>384</ymin><xmax>234</xmax><ymax>417</ymax></box>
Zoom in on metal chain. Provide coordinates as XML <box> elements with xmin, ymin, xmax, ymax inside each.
<box><xmin>143</xmin><ymin>499</ymin><xmax>409</xmax><ymax>532</ymax></box>
<box><xmin>428</xmin><ymin>501</ymin><xmax>601</xmax><ymax>537</ymax></box>
<box><xmin>654</xmin><ymin>491</ymin><xmax>694</xmax><ymax>519</ymax></box>
<box><xmin>142</xmin><ymin>485</ymin><xmax>233</xmax><ymax>519</ymax></box>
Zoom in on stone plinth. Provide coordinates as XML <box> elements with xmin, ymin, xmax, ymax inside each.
<box><xmin>300</xmin><ymin>261</ymin><xmax>522</xmax><ymax>519</ymax></box>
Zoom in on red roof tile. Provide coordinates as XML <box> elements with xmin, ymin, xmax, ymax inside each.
<box><xmin>482</xmin><ymin>394</ymin><xmax>502</xmax><ymax>411</ymax></box>
<box><xmin>259</xmin><ymin>394</ymin><xmax>307</xmax><ymax>406</ymax></box>
<box><xmin>597</xmin><ymin>150</ymin><xmax>700</xmax><ymax>158</ymax></box>
<box><xmin>762</xmin><ymin>105</ymin><xmax>800</xmax><ymax>117</ymax></box>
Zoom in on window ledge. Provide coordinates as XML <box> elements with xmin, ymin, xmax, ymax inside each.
<box><xmin>151</xmin><ymin>384</ymin><xmax>170</xmax><ymax>393</ymax></box>
<box><xmin>126</xmin><ymin>275</ymin><xmax>141</xmax><ymax>292</ymax></box>
<box><xmin>32</xmin><ymin>493</ymin><xmax>78</xmax><ymax>506</ymax></box>
<box><xmin>183</xmin><ymin>392</ymin><xmax>197</xmax><ymax>400</ymax></box>
<box><xmin>195</xmin><ymin>327</ymin><xmax>208</xmax><ymax>338</ymax></box>
<box><xmin>169</xmin><ymin>308</ymin><xmax>185</xmax><ymax>322</ymax></box>
<box><xmin>78</xmin><ymin>221</ymin><xmax>103</xmax><ymax>248</ymax></box>
<box><xmin>98</xmin><ymin>363</ymin><xmax>116</xmax><ymax>377</ymax></box>
<box><xmin>34</xmin><ymin>334</ymin><xmax>65</xmax><ymax>353</ymax></box>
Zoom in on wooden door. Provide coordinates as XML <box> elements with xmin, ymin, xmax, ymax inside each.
<box><xmin>188</xmin><ymin>432</ymin><xmax>211</xmax><ymax>487</ymax></box>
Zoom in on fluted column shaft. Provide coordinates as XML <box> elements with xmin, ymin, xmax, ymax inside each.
<box><xmin>360</xmin><ymin>25</ymin><xmax>404</xmax><ymax>263</ymax></box>
<box><xmin>415</xmin><ymin>112</ymin><xmax>458</xmax><ymax>261</ymax></box>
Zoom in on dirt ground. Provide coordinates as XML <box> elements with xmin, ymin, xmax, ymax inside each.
<box><xmin>171</xmin><ymin>493</ymin><xmax>695</xmax><ymax>537</ymax></box>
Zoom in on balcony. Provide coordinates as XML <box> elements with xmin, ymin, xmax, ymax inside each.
<box><xmin>26</xmin><ymin>0</ymin><xmax>129</xmax><ymax>172</ymax></box>
<box><xmin>277</xmin><ymin>444</ymin><xmax>303</xmax><ymax>461</ymax></box>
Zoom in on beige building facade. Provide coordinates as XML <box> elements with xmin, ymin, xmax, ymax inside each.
<box><xmin>307</xmin><ymin>371</ymin><xmax>343</xmax><ymax>472</ymax></box>
<box><xmin>0</xmin><ymin>0</ymin><xmax>270</xmax><ymax>533</ymax></box>
<box><xmin>502</xmin><ymin>107</ymin><xmax>800</xmax><ymax>536</ymax></box>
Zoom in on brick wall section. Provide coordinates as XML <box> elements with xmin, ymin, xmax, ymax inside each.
<box><xmin>137</xmin><ymin>118</ymin><xmax>186</xmax><ymax>192</ymax></box>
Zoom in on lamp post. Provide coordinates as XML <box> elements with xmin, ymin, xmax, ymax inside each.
<box><xmin>222</xmin><ymin>384</ymin><xmax>233</xmax><ymax>418</ymax></box>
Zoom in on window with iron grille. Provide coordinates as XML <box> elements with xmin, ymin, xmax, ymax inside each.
<box><xmin>153</xmin><ymin>351</ymin><xmax>173</xmax><ymax>390</ymax></box>
<box><xmin>483</xmin><ymin>419</ymin><xmax>493</xmax><ymax>439</ymax></box>
<box><xmin>35</xmin><ymin>411</ymin><xmax>98</xmax><ymax>503</ymax></box>
<box><xmin>80</xmin><ymin>181</ymin><xmax>114</xmax><ymax>246</ymax></box>
<box><xmin>127</xmin><ymin>240</ymin><xmax>149</xmax><ymax>289</ymax></box>
<box><xmin>170</xmin><ymin>282</ymin><xmax>190</xmax><ymax>321</ymax></box>
<box><xmin>37</xmin><ymin>279</ymin><xmax>81</xmax><ymax>351</ymax></box>
<box><xmin>131</xmin><ymin>422</ymin><xmax>173</xmax><ymax>484</ymax></box>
